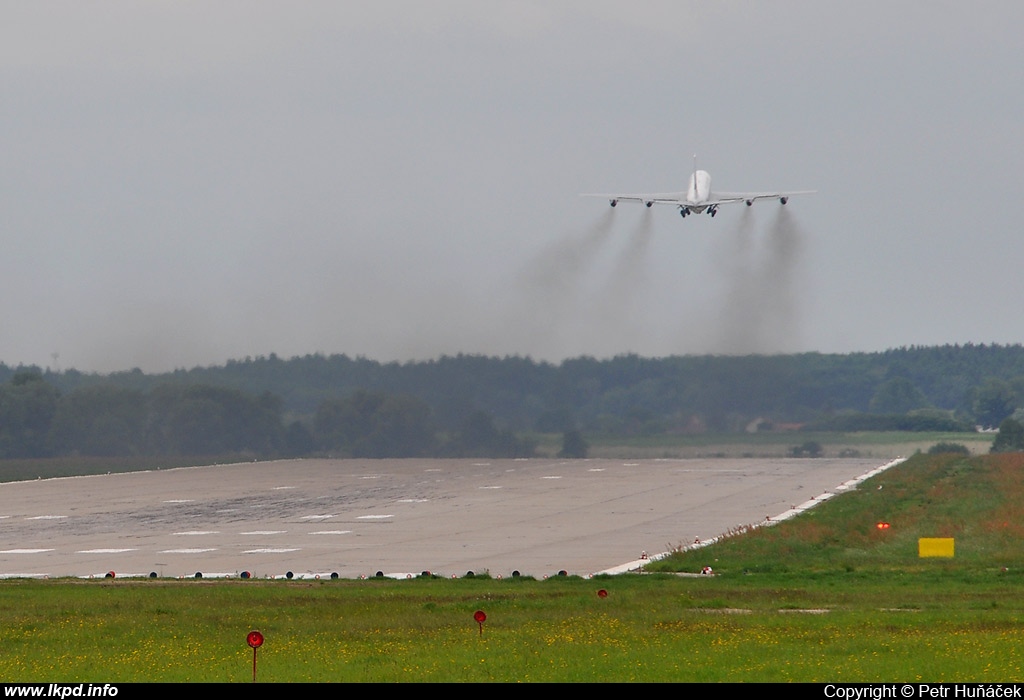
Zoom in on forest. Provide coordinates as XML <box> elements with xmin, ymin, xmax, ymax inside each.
<box><xmin>3</xmin><ymin>344</ymin><xmax>1024</xmax><ymax>460</ymax></box>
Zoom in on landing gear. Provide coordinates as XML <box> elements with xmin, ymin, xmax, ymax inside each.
<box><xmin>708</xmin><ymin>205</ymin><xmax>718</xmax><ymax>217</ymax></box>
<box><xmin>679</xmin><ymin>207</ymin><xmax>689</xmax><ymax>218</ymax></box>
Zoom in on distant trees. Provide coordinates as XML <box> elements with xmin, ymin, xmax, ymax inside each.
<box><xmin>869</xmin><ymin>378</ymin><xmax>930</xmax><ymax>414</ymax></box>
<box><xmin>973</xmin><ymin>379</ymin><xmax>1018</xmax><ymax>428</ymax></box>
<box><xmin>558</xmin><ymin>430</ymin><xmax>588</xmax><ymax>458</ymax></box>
<box><xmin>0</xmin><ymin>371</ymin><xmax>59</xmax><ymax>458</ymax></box>
<box><xmin>314</xmin><ymin>390</ymin><xmax>435</xmax><ymax>457</ymax></box>
<box><xmin>991</xmin><ymin>418</ymin><xmax>1024</xmax><ymax>453</ymax></box>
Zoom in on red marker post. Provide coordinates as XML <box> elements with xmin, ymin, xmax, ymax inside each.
<box><xmin>473</xmin><ymin>610</ymin><xmax>486</xmax><ymax>637</ymax></box>
<box><xmin>247</xmin><ymin>630</ymin><xmax>264</xmax><ymax>682</ymax></box>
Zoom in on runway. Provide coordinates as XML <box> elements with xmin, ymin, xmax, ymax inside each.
<box><xmin>0</xmin><ymin>457</ymin><xmax>894</xmax><ymax>579</ymax></box>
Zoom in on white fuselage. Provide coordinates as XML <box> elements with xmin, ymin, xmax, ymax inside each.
<box><xmin>686</xmin><ymin>169</ymin><xmax>713</xmax><ymax>211</ymax></box>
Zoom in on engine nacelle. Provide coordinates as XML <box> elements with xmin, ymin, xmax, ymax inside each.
<box><xmin>610</xmin><ymin>199</ymin><xmax>617</xmax><ymax>207</ymax></box>
<box><xmin>780</xmin><ymin>197</ymin><xmax>788</xmax><ymax>205</ymax></box>
<box><xmin>745</xmin><ymin>199</ymin><xmax>753</xmax><ymax>206</ymax></box>
<box><xmin>645</xmin><ymin>201</ymin><xmax>653</xmax><ymax>208</ymax></box>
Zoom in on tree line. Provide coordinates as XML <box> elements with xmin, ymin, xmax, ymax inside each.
<box><xmin>6</xmin><ymin>343</ymin><xmax>1024</xmax><ymax>459</ymax></box>
<box><xmin>0</xmin><ymin>372</ymin><xmax>534</xmax><ymax>460</ymax></box>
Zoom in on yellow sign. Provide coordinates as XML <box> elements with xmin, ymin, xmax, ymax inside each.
<box><xmin>919</xmin><ymin>538</ymin><xmax>954</xmax><ymax>558</ymax></box>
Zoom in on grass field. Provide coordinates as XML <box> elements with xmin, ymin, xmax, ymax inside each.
<box><xmin>550</xmin><ymin>430</ymin><xmax>994</xmax><ymax>459</ymax></box>
<box><xmin>0</xmin><ymin>451</ymin><xmax>1021</xmax><ymax>682</ymax></box>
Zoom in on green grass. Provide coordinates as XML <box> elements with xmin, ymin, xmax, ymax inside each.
<box><xmin>573</xmin><ymin>431</ymin><xmax>994</xmax><ymax>459</ymax></box>
<box><xmin>2</xmin><ymin>452</ymin><xmax>1023</xmax><ymax>682</ymax></box>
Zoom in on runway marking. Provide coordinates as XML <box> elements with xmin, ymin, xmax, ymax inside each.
<box><xmin>623</xmin><ymin>463</ymin><xmax>639</xmax><ymax>467</ymax></box>
<box><xmin>173</xmin><ymin>531</ymin><xmax>219</xmax><ymax>536</ymax></box>
<box><xmin>0</xmin><ymin>549</ymin><xmax>54</xmax><ymax>554</ymax></box>
<box><xmin>480</xmin><ymin>486</ymin><xmax>502</xmax><ymax>489</ymax></box>
<box><xmin>77</xmin><ymin>549</ymin><xmax>136</xmax><ymax>554</ymax></box>
<box><xmin>357</xmin><ymin>515</ymin><xmax>393</xmax><ymax>520</ymax></box>
<box><xmin>300</xmin><ymin>514</ymin><xmax>335</xmax><ymax>520</ymax></box>
<box><xmin>0</xmin><ymin>516</ymin><xmax>9</xmax><ymax>519</ymax></box>
<box><xmin>216</xmin><ymin>509</ymin><xmax>239</xmax><ymax>514</ymax></box>
<box><xmin>243</xmin><ymin>548</ymin><xmax>300</xmax><ymax>554</ymax></box>
<box><xmin>472</xmin><ymin>463</ymin><xmax>491</xmax><ymax>466</ymax></box>
<box><xmin>310</xmin><ymin>530</ymin><xmax>352</xmax><ymax>535</ymax></box>
<box><xmin>163</xmin><ymin>499</ymin><xmax>194</xmax><ymax>503</ymax></box>
<box><xmin>273</xmin><ymin>486</ymin><xmax>296</xmax><ymax>490</ymax></box>
<box><xmin>25</xmin><ymin>515</ymin><xmax>66</xmax><ymax>520</ymax></box>
<box><xmin>160</xmin><ymin>548</ymin><xmax>216</xmax><ymax>554</ymax></box>
<box><xmin>241</xmin><ymin>530</ymin><xmax>287</xmax><ymax>536</ymax></box>
<box><xmin>424</xmin><ymin>468</ymin><xmax>442</xmax><ymax>472</ymax></box>
<box><xmin>588</xmin><ymin>468</ymin><xmax>605</xmax><ymax>472</ymax></box>
<box><xmin>397</xmin><ymin>499</ymin><xmax>428</xmax><ymax>503</ymax></box>
<box><xmin>542</xmin><ymin>476</ymin><xmax>562</xmax><ymax>480</ymax></box>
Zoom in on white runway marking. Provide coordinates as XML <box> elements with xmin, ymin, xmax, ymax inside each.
<box><xmin>272</xmin><ymin>486</ymin><xmax>296</xmax><ymax>490</ymax></box>
<box><xmin>77</xmin><ymin>549</ymin><xmax>136</xmax><ymax>554</ymax></box>
<box><xmin>542</xmin><ymin>476</ymin><xmax>562</xmax><ymax>480</ymax></box>
<box><xmin>397</xmin><ymin>499</ymin><xmax>428</xmax><ymax>503</ymax></box>
<box><xmin>0</xmin><ymin>549</ymin><xmax>54</xmax><ymax>554</ymax></box>
<box><xmin>160</xmin><ymin>548</ymin><xmax>217</xmax><ymax>554</ymax></box>
<box><xmin>241</xmin><ymin>530</ymin><xmax>287</xmax><ymax>536</ymax></box>
<box><xmin>480</xmin><ymin>486</ymin><xmax>501</xmax><ymax>489</ymax></box>
<box><xmin>424</xmin><ymin>468</ymin><xmax>442</xmax><ymax>472</ymax></box>
<box><xmin>163</xmin><ymin>499</ymin><xmax>194</xmax><ymax>503</ymax></box>
<box><xmin>588</xmin><ymin>468</ymin><xmax>605</xmax><ymax>472</ymax></box>
<box><xmin>243</xmin><ymin>548</ymin><xmax>300</xmax><ymax>554</ymax></box>
<box><xmin>25</xmin><ymin>515</ymin><xmax>66</xmax><ymax>520</ymax></box>
<box><xmin>357</xmin><ymin>514</ymin><xmax>393</xmax><ymax>520</ymax></box>
<box><xmin>173</xmin><ymin>531</ymin><xmax>219</xmax><ymax>536</ymax></box>
<box><xmin>310</xmin><ymin>530</ymin><xmax>352</xmax><ymax>535</ymax></box>
<box><xmin>300</xmin><ymin>514</ymin><xmax>335</xmax><ymax>520</ymax></box>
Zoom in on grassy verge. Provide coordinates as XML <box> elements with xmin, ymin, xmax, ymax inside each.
<box><xmin>576</xmin><ymin>430</ymin><xmax>993</xmax><ymax>459</ymax></box>
<box><xmin>1</xmin><ymin>571</ymin><xmax>1022</xmax><ymax>682</ymax></box>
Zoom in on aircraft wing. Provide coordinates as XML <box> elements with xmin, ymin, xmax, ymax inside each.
<box><xmin>580</xmin><ymin>192</ymin><xmax>686</xmax><ymax>206</ymax></box>
<box><xmin>712</xmin><ymin>190</ymin><xmax>816</xmax><ymax>204</ymax></box>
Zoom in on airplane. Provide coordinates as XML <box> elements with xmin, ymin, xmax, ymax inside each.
<box><xmin>582</xmin><ymin>157</ymin><xmax>814</xmax><ymax>218</ymax></box>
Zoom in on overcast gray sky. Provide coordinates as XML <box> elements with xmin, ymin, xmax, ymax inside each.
<box><xmin>2</xmin><ymin>1</ymin><xmax>1022</xmax><ymax>373</ymax></box>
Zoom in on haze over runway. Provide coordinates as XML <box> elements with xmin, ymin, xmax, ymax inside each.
<box><xmin>0</xmin><ymin>457</ymin><xmax>891</xmax><ymax>579</ymax></box>
<box><xmin>2</xmin><ymin>2</ymin><xmax>1023</xmax><ymax>373</ymax></box>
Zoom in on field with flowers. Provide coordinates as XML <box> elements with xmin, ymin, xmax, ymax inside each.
<box><xmin>1</xmin><ymin>452</ymin><xmax>1022</xmax><ymax>682</ymax></box>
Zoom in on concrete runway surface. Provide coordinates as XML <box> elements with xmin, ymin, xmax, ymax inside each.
<box><xmin>0</xmin><ymin>457</ymin><xmax>894</xmax><ymax>579</ymax></box>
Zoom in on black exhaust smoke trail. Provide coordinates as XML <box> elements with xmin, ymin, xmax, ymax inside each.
<box><xmin>713</xmin><ymin>206</ymin><xmax>762</xmax><ymax>353</ymax></box>
<box><xmin>509</xmin><ymin>208</ymin><xmax>618</xmax><ymax>354</ymax></box>
<box><xmin>759</xmin><ymin>206</ymin><xmax>804</xmax><ymax>351</ymax></box>
<box><xmin>594</xmin><ymin>208</ymin><xmax>655</xmax><ymax>342</ymax></box>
